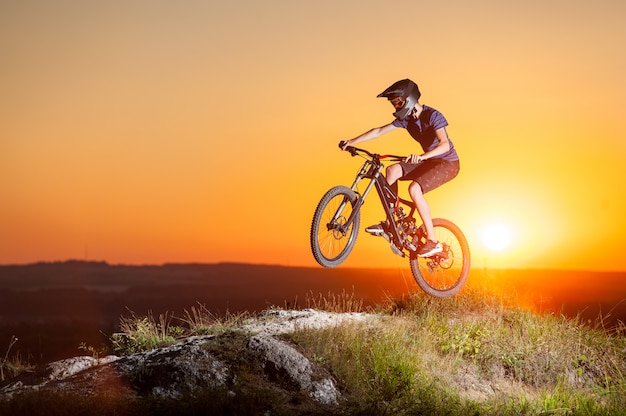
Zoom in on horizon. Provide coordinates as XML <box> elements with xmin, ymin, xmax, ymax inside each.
<box><xmin>2</xmin><ymin>258</ymin><xmax>626</xmax><ymax>274</ymax></box>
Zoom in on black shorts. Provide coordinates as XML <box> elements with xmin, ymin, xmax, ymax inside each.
<box><xmin>398</xmin><ymin>158</ymin><xmax>460</xmax><ymax>194</ymax></box>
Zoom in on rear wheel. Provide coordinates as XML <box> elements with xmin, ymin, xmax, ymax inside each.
<box><xmin>409</xmin><ymin>218</ymin><xmax>470</xmax><ymax>297</ymax></box>
<box><xmin>310</xmin><ymin>186</ymin><xmax>360</xmax><ymax>268</ymax></box>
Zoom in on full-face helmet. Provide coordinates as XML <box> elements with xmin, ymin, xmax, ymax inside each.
<box><xmin>377</xmin><ymin>79</ymin><xmax>421</xmax><ymax>121</ymax></box>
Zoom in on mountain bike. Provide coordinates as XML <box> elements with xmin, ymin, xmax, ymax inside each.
<box><xmin>310</xmin><ymin>142</ymin><xmax>471</xmax><ymax>298</ymax></box>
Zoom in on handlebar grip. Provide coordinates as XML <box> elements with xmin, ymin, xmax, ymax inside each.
<box><xmin>338</xmin><ymin>141</ymin><xmax>358</xmax><ymax>156</ymax></box>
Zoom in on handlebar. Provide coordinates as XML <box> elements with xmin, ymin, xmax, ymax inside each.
<box><xmin>338</xmin><ymin>141</ymin><xmax>406</xmax><ymax>162</ymax></box>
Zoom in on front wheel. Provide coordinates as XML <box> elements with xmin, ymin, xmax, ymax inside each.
<box><xmin>409</xmin><ymin>218</ymin><xmax>471</xmax><ymax>298</ymax></box>
<box><xmin>310</xmin><ymin>186</ymin><xmax>360</xmax><ymax>268</ymax></box>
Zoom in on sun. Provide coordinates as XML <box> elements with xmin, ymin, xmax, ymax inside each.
<box><xmin>482</xmin><ymin>224</ymin><xmax>512</xmax><ymax>251</ymax></box>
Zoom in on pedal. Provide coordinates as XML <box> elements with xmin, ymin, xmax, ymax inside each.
<box><xmin>365</xmin><ymin>223</ymin><xmax>385</xmax><ymax>236</ymax></box>
<box><xmin>405</xmin><ymin>239</ymin><xmax>418</xmax><ymax>252</ymax></box>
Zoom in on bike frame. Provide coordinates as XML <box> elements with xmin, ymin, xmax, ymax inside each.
<box><xmin>335</xmin><ymin>146</ymin><xmax>423</xmax><ymax>255</ymax></box>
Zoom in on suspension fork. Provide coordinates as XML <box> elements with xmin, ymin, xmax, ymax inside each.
<box><xmin>350</xmin><ymin>159</ymin><xmax>384</xmax><ymax>203</ymax></box>
<box><xmin>331</xmin><ymin>160</ymin><xmax>384</xmax><ymax>234</ymax></box>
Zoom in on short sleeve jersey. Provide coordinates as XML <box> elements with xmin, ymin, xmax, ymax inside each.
<box><xmin>392</xmin><ymin>105</ymin><xmax>459</xmax><ymax>162</ymax></box>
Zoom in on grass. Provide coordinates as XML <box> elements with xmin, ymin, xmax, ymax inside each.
<box><xmin>304</xmin><ymin>288</ymin><xmax>364</xmax><ymax>313</ymax></box>
<box><xmin>178</xmin><ymin>302</ymin><xmax>251</xmax><ymax>336</ymax></box>
<box><xmin>0</xmin><ymin>336</ymin><xmax>34</xmax><ymax>382</ymax></box>
<box><xmin>110</xmin><ymin>309</ymin><xmax>185</xmax><ymax>356</ymax></box>
<box><xmin>2</xmin><ymin>286</ymin><xmax>626</xmax><ymax>415</ymax></box>
<box><xmin>288</xmin><ymin>288</ymin><xmax>626</xmax><ymax>414</ymax></box>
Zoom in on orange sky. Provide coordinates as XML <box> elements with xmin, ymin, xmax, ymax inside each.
<box><xmin>1</xmin><ymin>1</ymin><xmax>625</xmax><ymax>270</ymax></box>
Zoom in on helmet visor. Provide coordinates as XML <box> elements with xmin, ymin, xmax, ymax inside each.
<box><xmin>390</xmin><ymin>96</ymin><xmax>405</xmax><ymax>110</ymax></box>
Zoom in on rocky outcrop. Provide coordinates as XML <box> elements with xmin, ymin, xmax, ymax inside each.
<box><xmin>0</xmin><ymin>309</ymin><xmax>372</xmax><ymax>408</ymax></box>
<box><xmin>248</xmin><ymin>334</ymin><xmax>339</xmax><ymax>405</ymax></box>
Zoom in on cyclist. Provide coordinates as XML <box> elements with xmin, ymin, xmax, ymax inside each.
<box><xmin>341</xmin><ymin>79</ymin><xmax>460</xmax><ymax>257</ymax></box>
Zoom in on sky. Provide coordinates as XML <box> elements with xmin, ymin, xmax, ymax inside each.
<box><xmin>1</xmin><ymin>0</ymin><xmax>625</xmax><ymax>271</ymax></box>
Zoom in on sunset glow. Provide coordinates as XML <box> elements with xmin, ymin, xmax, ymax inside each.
<box><xmin>1</xmin><ymin>1</ymin><xmax>625</xmax><ymax>271</ymax></box>
<box><xmin>482</xmin><ymin>224</ymin><xmax>512</xmax><ymax>252</ymax></box>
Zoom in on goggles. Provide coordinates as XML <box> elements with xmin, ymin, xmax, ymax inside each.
<box><xmin>389</xmin><ymin>96</ymin><xmax>405</xmax><ymax>110</ymax></box>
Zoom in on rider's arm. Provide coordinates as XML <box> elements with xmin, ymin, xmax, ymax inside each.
<box><xmin>406</xmin><ymin>127</ymin><xmax>451</xmax><ymax>163</ymax></box>
<box><xmin>342</xmin><ymin>123</ymin><xmax>397</xmax><ymax>149</ymax></box>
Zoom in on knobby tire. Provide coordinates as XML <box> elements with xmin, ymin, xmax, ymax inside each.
<box><xmin>310</xmin><ymin>186</ymin><xmax>360</xmax><ymax>268</ymax></box>
<box><xmin>409</xmin><ymin>218</ymin><xmax>470</xmax><ymax>298</ymax></box>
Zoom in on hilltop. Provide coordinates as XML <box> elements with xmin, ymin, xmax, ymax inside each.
<box><xmin>1</xmin><ymin>287</ymin><xmax>625</xmax><ymax>415</ymax></box>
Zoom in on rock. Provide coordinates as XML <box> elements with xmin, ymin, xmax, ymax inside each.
<box><xmin>248</xmin><ymin>334</ymin><xmax>339</xmax><ymax>405</ymax></box>
<box><xmin>111</xmin><ymin>335</ymin><xmax>232</xmax><ymax>399</ymax></box>
<box><xmin>0</xmin><ymin>336</ymin><xmax>231</xmax><ymax>400</ymax></box>
<box><xmin>46</xmin><ymin>355</ymin><xmax>118</xmax><ymax>382</ymax></box>
<box><xmin>242</xmin><ymin>309</ymin><xmax>370</xmax><ymax>336</ymax></box>
<box><xmin>0</xmin><ymin>309</ymin><xmax>373</xmax><ymax>408</ymax></box>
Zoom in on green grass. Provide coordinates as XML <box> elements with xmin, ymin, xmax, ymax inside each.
<box><xmin>289</xmin><ymin>288</ymin><xmax>626</xmax><ymax>415</ymax></box>
<box><xmin>110</xmin><ymin>309</ymin><xmax>185</xmax><ymax>356</ymax></box>
<box><xmin>2</xmin><ymin>286</ymin><xmax>626</xmax><ymax>415</ymax></box>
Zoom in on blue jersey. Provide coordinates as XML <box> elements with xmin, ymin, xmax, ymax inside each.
<box><xmin>392</xmin><ymin>105</ymin><xmax>459</xmax><ymax>162</ymax></box>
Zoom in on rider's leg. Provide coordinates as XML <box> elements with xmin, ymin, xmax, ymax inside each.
<box><xmin>386</xmin><ymin>164</ymin><xmax>403</xmax><ymax>187</ymax></box>
<box><xmin>408</xmin><ymin>181</ymin><xmax>443</xmax><ymax>257</ymax></box>
<box><xmin>385</xmin><ymin>164</ymin><xmax>403</xmax><ymax>203</ymax></box>
<box><xmin>408</xmin><ymin>181</ymin><xmax>436</xmax><ymax>242</ymax></box>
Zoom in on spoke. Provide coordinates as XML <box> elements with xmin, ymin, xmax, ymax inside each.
<box><xmin>416</xmin><ymin>225</ymin><xmax>466</xmax><ymax>291</ymax></box>
<box><xmin>316</xmin><ymin>194</ymin><xmax>353</xmax><ymax>261</ymax></box>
